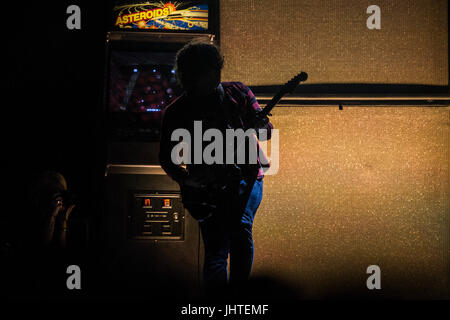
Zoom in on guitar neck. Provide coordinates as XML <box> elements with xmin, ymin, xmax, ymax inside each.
<box><xmin>259</xmin><ymin>90</ymin><xmax>286</xmax><ymax>118</ymax></box>
<box><xmin>259</xmin><ymin>71</ymin><xmax>307</xmax><ymax>118</ymax></box>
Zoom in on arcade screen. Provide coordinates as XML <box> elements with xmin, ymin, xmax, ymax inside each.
<box><xmin>108</xmin><ymin>50</ymin><xmax>181</xmax><ymax>124</ymax></box>
<box><xmin>113</xmin><ymin>1</ymin><xmax>209</xmax><ymax>30</ymax></box>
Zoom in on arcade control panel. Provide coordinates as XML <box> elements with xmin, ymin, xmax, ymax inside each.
<box><xmin>129</xmin><ymin>192</ymin><xmax>184</xmax><ymax>240</ymax></box>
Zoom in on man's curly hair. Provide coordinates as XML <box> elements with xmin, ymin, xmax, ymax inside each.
<box><xmin>174</xmin><ymin>40</ymin><xmax>224</xmax><ymax>85</ymax></box>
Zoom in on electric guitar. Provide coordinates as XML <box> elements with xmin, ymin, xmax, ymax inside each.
<box><xmin>181</xmin><ymin>72</ymin><xmax>308</xmax><ymax>221</ymax></box>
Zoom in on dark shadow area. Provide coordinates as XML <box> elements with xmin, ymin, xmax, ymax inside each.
<box><xmin>226</xmin><ymin>276</ymin><xmax>302</xmax><ymax>302</ymax></box>
<box><xmin>0</xmin><ymin>170</ymin><xmax>99</xmax><ymax>300</ymax></box>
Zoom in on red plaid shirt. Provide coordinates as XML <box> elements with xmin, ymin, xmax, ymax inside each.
<box><xmin>159</xmin><ymin>81</ymin><xmax>273</xmax><ymax>183</ymax></box>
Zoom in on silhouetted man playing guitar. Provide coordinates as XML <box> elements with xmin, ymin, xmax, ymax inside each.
<box><xmin>159</xmin><ymin>40</ymin><xmax>273</xmax><ymax>297</ymax></box>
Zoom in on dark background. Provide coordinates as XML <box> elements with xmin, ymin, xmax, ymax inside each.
<box><xmin>5</xmin><ymin>1</ymin><xmax>109</xmax><ymax>217</ymax></box>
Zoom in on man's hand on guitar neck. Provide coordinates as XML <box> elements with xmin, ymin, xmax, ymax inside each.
<box><xmin>248</xmin><ymin>109</ymin><xmax>272</xmax><ymax>130</ymax></box>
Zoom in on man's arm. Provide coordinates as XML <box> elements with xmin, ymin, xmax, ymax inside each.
<box><xmin>159</xmin><ymin>107</ymin><xmax>189</xmax><ymax>185</ymax></box>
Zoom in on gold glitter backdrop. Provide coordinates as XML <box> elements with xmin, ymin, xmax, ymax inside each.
<box><xmin>250</xmin><ymin>106</ymin><xmax>449</xmax><ymax>299</ymax></box>
<box><xmin>220</xmin><ymin>0</ymin><xmax>448</xmax><ymax>86</ymax></box>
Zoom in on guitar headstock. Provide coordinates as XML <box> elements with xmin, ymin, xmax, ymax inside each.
<box><xmin>282</xmin><ymin>72</ymin><xmax>308</xmax><ymax>95</ymax></box>
<box><xmin>259</xmin><ymin>71</ymin><xmax>308</xmax><ymax>118</ymax></box>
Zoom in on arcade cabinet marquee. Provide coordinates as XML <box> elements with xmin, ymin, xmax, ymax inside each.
<box><xmin>112</xmin><ymin>1</ymin><xmax>214</xmax><ymax>31</ymax></box>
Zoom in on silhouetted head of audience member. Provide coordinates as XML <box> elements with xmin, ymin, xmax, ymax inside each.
<box><xmin>26</xmin><ymin>170</ymin><xmax>76</xmax><ymax>248</ymax></box>
<box><xmin>30</xmin><ymin>171</ymin><xmax>68</xmax><ymax>219</ymax></box>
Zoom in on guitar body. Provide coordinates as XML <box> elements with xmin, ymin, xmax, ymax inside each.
<box><xmin>180</xmin><ymin>164</ymin><xmax>243</xmax><ymax>221</ymax></box>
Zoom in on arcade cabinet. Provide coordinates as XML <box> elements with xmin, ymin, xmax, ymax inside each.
<box><xmin>101</xmin><ymin>0</ymin><xmax>218</xmax><ymax>298</ymax></box>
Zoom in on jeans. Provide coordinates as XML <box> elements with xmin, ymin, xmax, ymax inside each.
<box><xmin>199</xmin><ymin>177</ymin><xmax>264</xmax><ymax>295</ymax></box>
